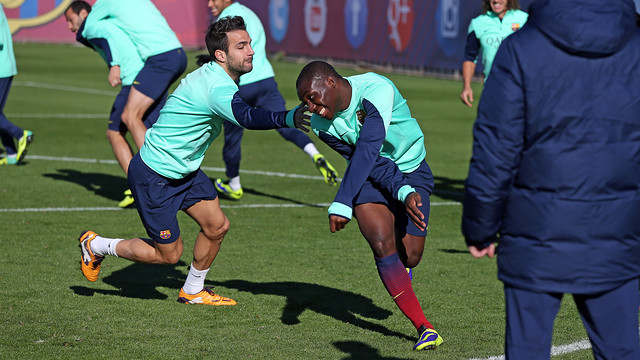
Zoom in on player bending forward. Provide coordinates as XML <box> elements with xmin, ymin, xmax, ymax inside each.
<box><xmin>296</xmin><ymin>60</ymin><xmax>443</xmax><ymax>351</ymax></box>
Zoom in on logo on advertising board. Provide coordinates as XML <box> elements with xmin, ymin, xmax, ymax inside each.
<box><xmin>2</xmin><ymin>0</ymin><xmax>73</xmax><ymax>34</ymax></box>
<box><xmin>344</xmin><ymin>0</ymin><xmax>368</xmax><ymax>49</ymax></box>
<box><xmin>387</xmin><ymin>0</ymin><xmax>413</xmax><ymax>53</ymax></box>
<box><xmin>304</xmin><ymin>0</ymin><xmax>326</xmax><ymax>47</ymax></box>
<box><xmin>436</xmin><ymin>0</ymin><xmax>460</xmax><ymax>57</ymax></box>
<box><xmin>269</xmin><ymin>0</ymin><xmax>289</xmax><ymax>43</ymax></box>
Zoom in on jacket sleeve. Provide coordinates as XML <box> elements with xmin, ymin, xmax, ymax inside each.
<box><xmin>461</xmin><ymin>36</ymin><xmax>525</xmax><ymax>249</ymax></box>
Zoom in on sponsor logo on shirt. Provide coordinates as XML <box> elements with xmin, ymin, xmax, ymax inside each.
<box><xmin>357</xmin><ymin>110</ymin><xmax>366</xmax><ymax>124</ymax></box>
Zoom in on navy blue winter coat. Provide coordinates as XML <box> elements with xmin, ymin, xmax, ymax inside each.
<box><xmin>462</xmin><ymin>0</ymin><xmax>640</xmax><ymax>294</ymax></box>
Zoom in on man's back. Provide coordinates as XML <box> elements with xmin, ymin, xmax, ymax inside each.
<box><xmin>463</xmin><ymin>0</ymin><xmax>640</xmax><ymax>294</ymax></box>
<box><xmin>85</xmin><ymin>0</ymin><xmax>181</xmax><ymax>60</ymax></box>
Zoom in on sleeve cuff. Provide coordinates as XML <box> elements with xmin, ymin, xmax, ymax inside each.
<box><xmin>397</xmin><ymin>185</ymin><xmax>416</xmax><ymax>203</ymax></box>
<box><xmin>285</xmin><ymin>106</ymin><xmax>299</xmax><ymax>128</ymax></box>
<box><xmin>328</xmin><ymin>202</ymin><xmax>353</xmax><ymax>220</ymax></box>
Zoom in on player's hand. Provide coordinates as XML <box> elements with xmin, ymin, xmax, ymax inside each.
<box><xmin>195</xmin><ymin>54</ymin><xmax>212</xmax><ymax>67</ymax></box>
<box><xmin>404</xmin><ymin>192</ymin><xmax>426</xmax><ymax>231</ymax></box>
<box><xmin>329</xmin><ymin>214</ymin><xmax>349</xmax><ymax>233</ymax></box>
<box><xmin>293</xmin><ymin>103</ymin><xmax>311</xmax><ymax>132</ymax></box>
<box><xmin>468</xmin><ymin>243</ymin><xmax>496</xmax><ymax>258</ymax></box>
<box><xmin>108</xmin><ymin>66</ymin><xmax>122</xmax><ymax>87</ymax></box>
<box><xmin>460</xmin><ymin>87</ymin><xmax>474</xmax><ymax>107</ymax></box>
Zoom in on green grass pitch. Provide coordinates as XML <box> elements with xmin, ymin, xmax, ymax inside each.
<box><xmin>0</xmin><ymin>43</ymin><xmax>594</xmax><ymax>359</ymax></box>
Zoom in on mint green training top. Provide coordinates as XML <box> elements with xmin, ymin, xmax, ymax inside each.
<box><xmin>312</xmin><ymin>73</ymin><xmax>427</xmax><ymax>220</ymax></box>
<box><xmin>0</xmin><ymin>6</ymin><xmax>17</xmax><ymax>78</ymax></box>
<box><xmin>140</xmin><ymin>62</ymin><xmax>295</xmax><ymax>179</ymax></box>
<box><xmin>219</xmin><ymin>2</ymin><xmax>274</xmax><ymax>86</ymax></box>
<box><xmin>80</xmin><ymin>19</ymin><xmax>143</xmax><ymax>86</ymax></box>
<box><xmin>312</xmin><ymin>73</ymin><xmax>426</xmax><ymax>173</ymax></box>
<box><xmin>466</xmin><ymin>9</ymin><xmax>528</xmax><ymax>78</ymax></box>
<box><xmin>85</xmin><ymin>0</ymin><xmax>181</xmax><ymax>60</ymax></box>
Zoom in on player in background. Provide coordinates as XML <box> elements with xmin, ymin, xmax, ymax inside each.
<box><xmin>0</xmin><ymin>4</ymin><xmax>33</xmax><ymax>165</ymax></box>
<box><xmin>200</xmin><ymin>0</ymin><xmax>337</xmax><ymax>200</ymax></box>
<box><xmin>77</xmin><ymin>16</ymin><xmax>308</xmax><ymax>306</ymax></box>
<box><xmin>83</xmin><ymin>0</ymin><xmax>187</xmax><ymax>207</ymax></box>
<box><xmin>64</xmin><ymin>1</ymin><xmax>165</xmax><ymax>207</ymax></box>
<box><xmin>460</xmin><ymin>0</ymin><xmax>527</xmax><ymax>107</ymax></box>
<box><xmin>295</xmin><ymin>61</ymin><xmax>443</xmax><ymax>351</ymax></box>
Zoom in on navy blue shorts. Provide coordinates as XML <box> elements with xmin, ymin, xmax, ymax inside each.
<box><xmin>133</xmin><ymin>48</ymin><xmax>187</xmax><ymax>101</ymax></box>
<box><xmin>127</xmin><ymin>153</ymin><xmax>218</xmax><ymax>244</ymax></box>
<box><xmin>108</xmin><ymin>85</ymin><xmax>166</xmax><ymax>132</ymax></box>
<box><xmin>354</xmin><ymin>160</ymin><xmax>434</xmax><ymax>237</ymax></box>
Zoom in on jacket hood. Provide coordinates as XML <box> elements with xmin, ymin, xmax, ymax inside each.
<box><xmin>528</xmin><ymin>0</ymin><xmax>636</xmax><ymax>57</ymax></box>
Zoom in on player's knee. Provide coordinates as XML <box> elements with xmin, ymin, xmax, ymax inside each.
<box><xmin>160</xmin><ymin>252</ymin><xmax>182</xmax><ymax>265</ymax></box>
<box><xmin>202</xmin><ymin>216</ymin><xmax>230</xmax><ymax>243</ymax></box>
<box><xmin>106</xmin><ymin>129</ymin><xmax>118</xmax><ymax>143</ymax></box>
<box><xmin>367</xmin><ymin>236</ymin><xmax>395</xmax><ymax>258</ymax></box>
<box><xmin>404</xmin><ymin>253</ymin><xmax>422</xmax><ymax>269</ymax></box>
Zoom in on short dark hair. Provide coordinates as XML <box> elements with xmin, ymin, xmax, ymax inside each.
<box><xmin>66</xmin><ymin>0</ymin><xmax>91</xmax><ymax>14</ymax></box>
<box><xmin>481</xmin><ymin>0</ymin><xmax>520</xmax><ymax>14</ymax></box>
<box><xmin>205</xmin><ymin>16</ymin><xmax>247</xmax><ymax>62</ymax></box>
<box><xmin>296</xmin><ymin>61</ymin><xmax>341</xmax><ymax>90</ymax></box>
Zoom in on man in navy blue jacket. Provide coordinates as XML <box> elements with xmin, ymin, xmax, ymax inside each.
<box><xmin>462</xmin><ymin>0</ymin><xmax>640</xmax><ymax>358</ymax></box>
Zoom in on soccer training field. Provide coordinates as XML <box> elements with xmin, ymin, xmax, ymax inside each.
<box><xmin>0</xmin><ymin>42</ymin><xmax>593</xmax><ymax>359</ymax></box>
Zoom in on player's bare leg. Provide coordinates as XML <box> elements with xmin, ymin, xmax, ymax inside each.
<box><xmin>396</xmin><ymin>233</ymin><xmax>426</xmax><ymax>269</ymax></box>
<box><xmin>183</xmin><ymin>198</ymin><xmax>230</xmax><ymax>270</ymax></box>
<box><xmin>106</xmin><ymin>129</ymin><xmax>134</xmax><ymax>175</ymax></box>
<box><xmin>354</xmin><ymin>202</ymin><xmax>397</xmax><ymax>258</ymax></box>
<box><xmin>121</xmin><ymin>87</ymin><xmax>155</xmax><ymax>149</ymax></box>
<box><xmin>178</xmin><ymin>198</ymin><xmax>236</xmax><ymax>305</ymax></box>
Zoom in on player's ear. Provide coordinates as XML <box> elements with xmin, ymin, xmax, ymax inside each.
<box><xmin>214</xmin><ymin>49</ymin><xmax>226</xmax><ymax>63</ymax></box>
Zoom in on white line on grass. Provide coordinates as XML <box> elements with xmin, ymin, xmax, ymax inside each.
<box><xmin>27</xmin><ymin>154</ymin><xmax>328</xmax><ymax>181</ymax></box>
<box><xmin>0</xmin><ymin>201</ymin><xmax>458</xmax><ymax>213</ymax></box>
<box><xmin>470</xmin><ymin>327</ymin><xmax>639</xmax><ymax>359</ymax></box>
<box><xmin>26</xmin><ymin>155</ymin><xmax>466</xmax><ymax>198</ymax></box>
<box><xmin>13</xmin><ymin>81</ymin><xmax>118</xmax><ymax>96</ymax></box>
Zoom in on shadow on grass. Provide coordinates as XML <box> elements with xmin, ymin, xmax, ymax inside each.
<box><xmin>212</xmin><ymin>279</ymin><xmax>414</xmax><ymax>341</ymax></box>
<box><xmin>333</xmin><ymin>340</ymin><xmax>414</xmax><ymax>360</ymax></box>
<box><xmin>438</xmin><ymin>249</ymin><xmax>469</xmax><ymax>255</ymax></box>
<box><xmin>433</xmin><ymin>175</ymin><xmax>464</xmax><ymax>202</ymax></box>
<box><xmin>211</xmin><ymin>180</ymin><xmax>324</xmax><ymax>208</ymax></box>
<box><xmin>70</xmin><ymin>261</ymin><xmax>187</xmax><ymax>300</ymax></box>
<box><xmin>43</xmin><ymin>169</ymin><xmax>128</xmax><ymax>202</ymax></box>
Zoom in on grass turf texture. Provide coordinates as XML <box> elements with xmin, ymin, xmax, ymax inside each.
<box><xmin>0</xmin><ymin>43</ymin><xmax>595</xmax><ymax>359</ymax></box>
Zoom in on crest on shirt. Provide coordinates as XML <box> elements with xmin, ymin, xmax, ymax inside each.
<box><xmin>511</xmin><ymin>23</ymin><xmax>521</xmax><ymax>32</ymax></box>
<box><xmin>160</xmin><ymin>230</ymin><xmax>172</xmax><ymax>240</ymax></box>
<box><xmin>356</xmin><ymin>110</ymin><xmax>367</xmax><ymax>124</ymax></box>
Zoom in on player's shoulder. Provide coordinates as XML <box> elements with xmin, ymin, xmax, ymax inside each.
<box><xmin>349</xmin><ymin>73</ymin><xmax>394</xmax><ymax>95</ymax></box>
<box><xmin>506</xmin><ymin>9</ymin><xmax>529</xmax><ymax>22</ymax></box>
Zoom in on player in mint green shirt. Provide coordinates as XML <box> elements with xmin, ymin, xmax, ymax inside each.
<box><xmin>65</xmin><ymin>1</ymin><xmax>165</xmax><ymax>207</ymax></box>
<box><xmin>76</xmin><ymin>17</ymin><xmax>302</xmax><ymax>306</ymax></box>
<box><xmin>0</xmin><ymin>5</ymin><xmax>33</xmax><ymax>165</ymax></box>
<box><xmin>84</xmin><ymin>0</ymin><xmax>187</xmax><ymax>164</ymax></box>
<box><xmin>296</xmin><ymin>61</ymin><xmax>442</xmax><ymax>351</ymax></box>
<box><xmin>460</xmin><ymin>0</ymin><xmax>527</xmax><ymax>107</ymax></box>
